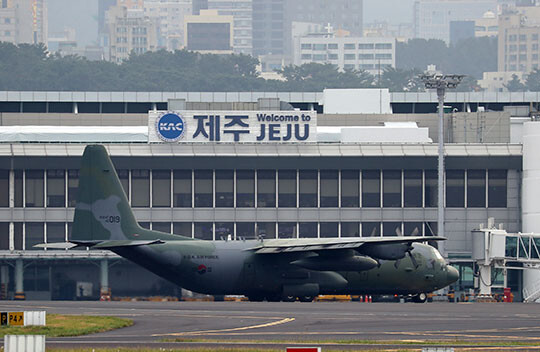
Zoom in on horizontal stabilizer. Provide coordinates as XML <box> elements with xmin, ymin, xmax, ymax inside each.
<box><xmin>34</xmin><ymin>242</ymin><xmax>79</xmax><ymax>249</ymax></box>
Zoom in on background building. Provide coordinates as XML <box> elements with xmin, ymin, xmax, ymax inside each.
<box><xmin>106</xmin><ymin>5</ymin><xmax>158</xmax><ymax>63</ymax></box>
<box><xmin>252</xmin><ymin>0</ymin><xmax>285</xmax><ymax>56</ymax></box>
<box><xmin>0</xmin><ymin>0</ymin><xmax>47</xmax><ymax>44</ymax></box>
<box><xmin>205</xmin><ymin>0</ymin><xmax>252</xmax><ymax>54</ymax></box>
<box><xmin>414</xmin><ymin>0</ymin><xmax>498</xmax><ymax>43</ymax></box>
<box><xmin>498</xmin><ymin>6</ymin><xmax>540</xmax><ymax>72</ymax></box>
<box><xmin>184</xmin><ymin>9</ymin><xmax>233</xmax><ymax>53</ymax></box>
<box><xmin>293</xmin><ymin>33</ymin><xmax>395</xmax><ymax>76</ymax></box>
<box><xmin>144</xmin><ymin>0</ymin><xmax>191</xmax><ymax>51</ymax></box>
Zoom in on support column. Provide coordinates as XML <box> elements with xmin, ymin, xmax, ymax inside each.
<box><xmin>14</xmin><ymin>259</ymin><xmax>24</xmax><ymax>300</ymax></box>
<box><xmin>0</xmin><ymin>266</ymin><xmax>9</xmax><ymax>300</ymax></box>
<box><xmin>100</xmin><ymin>259</ymin><xmax>110</xmax><ymax>301</ymax></box>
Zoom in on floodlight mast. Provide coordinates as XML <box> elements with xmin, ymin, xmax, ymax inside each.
<box><xmin>420</xmin><ymin>74</ymin><xmax>464</xmax><ymax>258</ymax></box>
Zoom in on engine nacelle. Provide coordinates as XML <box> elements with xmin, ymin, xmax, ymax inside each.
<box><xmin>359</xmin><ymin>243</ymin><xmax>410</xmax><ymax>260</ymax></box>
<box><xmin>291</xmin><ymin>255</ymin><xmax>378</xmax><ymax>271</ymax></box>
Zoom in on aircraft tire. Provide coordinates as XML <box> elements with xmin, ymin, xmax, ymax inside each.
<box><xmin>413</xmin><ymin>293</ymin><xmax>427</xmax><ymax>303</ymax></box>
<box><xmin>282</xmin><ymin>295</ymin><xmax>296</xmax><ymax>302</ymax></box>
<box><xmin>298</xmin><ymin>296</ymin><xmax>315</xmax><ymax>302</ymax></box>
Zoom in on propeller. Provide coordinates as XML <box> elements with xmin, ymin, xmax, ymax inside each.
<box><xmin>393</xmin><ymin>227</ymin><xmax>420</xmax><ymax>269</ymax></box>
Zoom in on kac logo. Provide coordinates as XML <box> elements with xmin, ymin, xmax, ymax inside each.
<box><xmin>156</xmin><ymin>112</ymin><xmax>185</xmax><ymax>142</ymax></box>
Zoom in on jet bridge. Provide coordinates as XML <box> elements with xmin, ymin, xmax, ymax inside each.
<box><xmin>473</xmin><ymin>220</ymin><xmax>540</xmax><ymax>302</ymax></box>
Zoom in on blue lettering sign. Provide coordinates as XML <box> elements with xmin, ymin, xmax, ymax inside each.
<box><xmin>155</xmin><ymin>113</ymin><xmax>185</xmax><ymax>142</ymax></box>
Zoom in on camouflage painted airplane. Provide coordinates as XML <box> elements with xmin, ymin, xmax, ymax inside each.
<box><xmin>43</xmin><ymin>145</ymin><xmax>459</xmax><ymax>303</ymax></box>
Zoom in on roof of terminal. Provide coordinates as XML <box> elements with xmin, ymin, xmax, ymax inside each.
<box><xmin>2</xmin><ymin>91</ymin><xmax>540</xmax><ymax>103</ymax></box>
<box><xmin>0</xmin><ymin>143</ymin><xmax>522</xmax><ymax>158</ymax></box>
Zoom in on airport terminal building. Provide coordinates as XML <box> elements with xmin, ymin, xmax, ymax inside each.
<box><xmin>0</xmin><ymin>89</ymin><xmax>532</xmax><ymax>300</ymax></box>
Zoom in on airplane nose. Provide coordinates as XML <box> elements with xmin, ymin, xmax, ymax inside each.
<box><xmin>446</xmin><ymin>265</ymin><xmax>459</xmax><ymax>284</ymax></box>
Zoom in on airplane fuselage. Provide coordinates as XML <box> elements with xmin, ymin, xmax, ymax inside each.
<box><xmin>114</xmin><ymin>239</ymin><xmax>456</xmax><ymax>300</ymax></box>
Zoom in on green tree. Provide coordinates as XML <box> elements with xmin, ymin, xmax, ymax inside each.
<box><xmin>504</xmin><ymin>74</ymin><xmax>526</xmax><ymax>92</ymax></box>
<box><xmin>379</xmin><ymin>67</ymin><xmax>424</xmax><ymax>92</ymax></box>
<box><xmin>526</xmin><ymin>69</ymin><xmax>540</xmax><ymax>91</ymax></box>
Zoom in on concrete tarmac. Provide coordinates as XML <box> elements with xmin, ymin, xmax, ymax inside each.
<box><xmin>1</xmin><ymin>300</ymin><xmax>540</xmax><ymax>350</ymax></box>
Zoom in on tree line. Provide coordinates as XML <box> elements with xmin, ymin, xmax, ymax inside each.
<box><xmin>0</xmin><ymin>38</ymin><xmax>536</xmax><ymax>92</ymax></box>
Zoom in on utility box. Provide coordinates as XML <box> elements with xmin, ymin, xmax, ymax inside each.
<box><xmin>4</xmin><ymin>335</ymin><xmax>45</xmax><ymax>352</ymax></box>
<box><xmin>472</xmin><ymin>230</ymin><xmax>486</xmax><ymax>261</ymax></box>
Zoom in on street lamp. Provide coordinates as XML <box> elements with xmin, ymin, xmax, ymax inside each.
<box><xmin>420</xmin><ymin>73</ymin><xmax>464</xmax><ymax>257</ymax></box>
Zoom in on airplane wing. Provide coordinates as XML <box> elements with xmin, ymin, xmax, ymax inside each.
<box><xmin>245</xmin><ymin>236</ymin><xmax>445</xmax><ymax>254</ymax></box>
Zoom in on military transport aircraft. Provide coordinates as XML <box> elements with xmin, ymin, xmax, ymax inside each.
<box><xmin>41</xmin><ymin>145</ymin><xmax>459</xmax><ymax>303</ymax></box>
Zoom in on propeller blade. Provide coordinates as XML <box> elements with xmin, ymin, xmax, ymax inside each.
<box><xmin>394</xmin><ymin>259</ymin><xmax>401</xmax><ymax>269</ymax></box>
<box><xmin>408</xmin><ymin>251</ymin><xmax>419</xmax><ymax>269</ymax></box>
<box><xmin>395</xmin><ymin>227</ymin><xmax>403</xmax><ymax>236</ymax></box>
<box><xmin>410</xmin><ymin>227</ymin><xmax>420</xmax><ymax>236</ymax></box>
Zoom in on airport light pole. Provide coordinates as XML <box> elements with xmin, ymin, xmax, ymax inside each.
<box><xmin>420</xmin><ymin>74</ymin><xmax>464</xmax><ymax>258</ymax></box>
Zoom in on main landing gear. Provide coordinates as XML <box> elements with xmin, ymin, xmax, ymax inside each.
<box><xmin>247</xmin><ymin>294</ymin><xmax>315</xmax><ymax>302</ymax></box>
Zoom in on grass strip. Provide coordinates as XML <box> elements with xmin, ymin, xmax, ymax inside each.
<box><xmin>0</xmin><ymin>314</ymin><xmax>132</xmax><ymax>337</ymax></box>
<box><xmin>162</xmin><ymin>337</ymin><xmax>540</xmax><ymax>347</ymax></box>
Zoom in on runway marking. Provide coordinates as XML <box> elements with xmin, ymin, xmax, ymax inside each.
<box><xmin>153</xmin><ymin>317</ymin><xmax>295</xmax><ymax>337</ymax></box>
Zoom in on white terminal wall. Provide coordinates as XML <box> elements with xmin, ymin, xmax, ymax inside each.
<box><xmin>522</xmin><ymin>122</ymin><xmax>540</xmax><ymax>292</ymax></box>
<box><xmin>323</xmin><ymin>88</ymin><xmax>392</xmax><ymax>114</ymax></box>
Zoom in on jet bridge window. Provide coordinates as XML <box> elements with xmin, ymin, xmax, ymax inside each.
<box><xmin>299</xmin><ymin>170</ymin><xmax>317</xmax><ymax>207</ymax></box>
<box><xmin>467</xmin><ymin>170</ymin><xmax>486</xmax><ymax>208</ymax></box>
<box><xmin>320</xmin><ymin>170</ymin><xmax>338</xmax><ymax>207</ymax></box>
<box><xmin>13</xmin><ymin>223</ymin><xmax>22</xmax><ymax>250</ymax></box>
<box><xmin>446</xmin><ymin>170</ymin><xmax>465</xmax><ymax>208</ymax></box>
<box><xmin>278</xmin><ymin>170</ymin><xmax>297</xmax><ymax>208</ymax></box>
<box><xmin>341</xmin><ymin>170</ymin><xmax>359</xmax><ymax>207</ymax></box>
<box><xmin>194</xmin><ymin>170</ymin><xmax>213</xmax><ymax>207</ymax></box>
<box><xmin>0</xmin><ymin>170</ymin><xmax>8</xmax><ymax>207</ymax></box>
<box><xmin>362</xmin><ymin>170</ymin><xmax>380</xmax><ymax>208</ymax></box>
<box><xmin>152</xmin><ymin>170</ymin><xmax>171</xmax><ymax>208</ymax></box>
<box><xmin>236</xmin><ymin>170</ymin><xmax>254</xmax><ymax>207</ymax></box>
<box><xmin>488</xmin><ymin>170</ymin><xmax>507</xmax><ymax>208</ymax></box>
<box><xmin>215</xmin><ymin>170</ymin><xmax>234</xmax><ymax>208</ymax></box>
<box><xmin>257</xmin><ymin>170</ymin><xmax>276</xmax><ymax>208</ymax></box>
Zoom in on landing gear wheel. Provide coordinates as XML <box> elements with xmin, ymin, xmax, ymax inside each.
<box><xmin>282</xmin><ymin>295</ymin><xmax>296</xmax><ymax>302</ymax></box>
<box><xmin>247</xmin><ymin>294</ymin><xmax>264</xmax><ymax>302</ymax></box>
<box><xmin>298</xmin><ymin>296</ymin><xmax>315</xmax><ymax>302</ymax></box>
<box><xmin>413</xmin><ymin>293</ymin><xmax>427</xmax><ymax>303</ymax></box>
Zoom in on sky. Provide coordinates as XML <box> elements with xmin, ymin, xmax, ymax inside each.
<box><xmin>364</xmin><ymin>0</ymin><xmax>416</xmax><ymax>24</ymax></box>
<box><xmin>47</xmin><ymin>0</ymin><xmax>417</xmax><ymax>48</ymax></box>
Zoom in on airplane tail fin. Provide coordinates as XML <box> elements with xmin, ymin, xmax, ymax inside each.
<box><xmin>72</xmin><ymin>145</ymin><xmax>184</xmax><ymax>242</ymax></box>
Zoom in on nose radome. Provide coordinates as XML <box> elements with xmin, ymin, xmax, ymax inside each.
<box><xmin>447</xmin><ymin>265</ymin><xmax>459</xmax><ymax>284</ymax></box>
